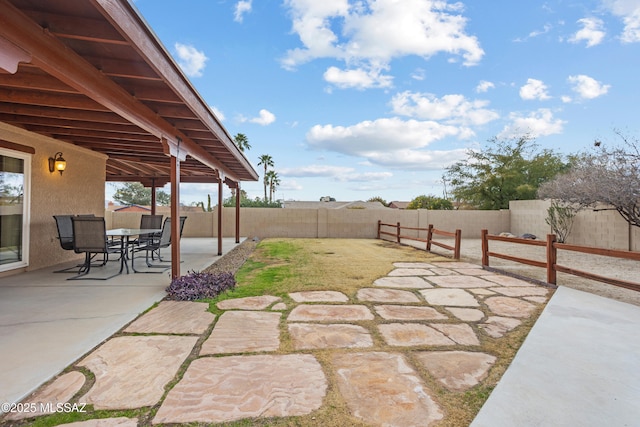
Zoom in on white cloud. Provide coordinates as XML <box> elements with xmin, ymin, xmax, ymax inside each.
<box><xmin>323</xmin><ymin>66</ymin><xmax>393</xmax><ymax>89</ymax></box>
<box><xmin>174</xmin><ymin>43</ymin><xmax>208</xmax><ymax>77</ymax></box>
<box><xmin>519</xmin><ymin>78</ymin><xmax>551</xmax><ymax>100</ymax></box>
<box><xmin>234</xmin><ymin>0</ymin><xmax>252</xmax><ymax>23</ymax></box>
<box><xmin>569</xmin><ymin>17</ymin><xmax>606</xmax><ymax>47</ymax></box>
<box><xmin>476</xmin><ymin>80</ymin><xmax>495</xmax><ymax>93</ymax></box>
<box><xmin>282</xmin><ymin>0</ymin><xmax>484</xmax><ymax>87</ymax></box>
<box><xmin>239</xmin><ymin>109</ymin><xmax>276</xmax><ymax>125</ymax></box>
<box><xmin>567</xmin><ymin>74</ymin><xmax>610</xmax><ymax>99</ymax></box>
<box><xmin>280</xmin><ymin>164</ymin><xmax>392</xmax><ymax>182</ymax></box>
<box><xmin>602</xmin><ymin>0</ymin><xmax>640</xmax><ymax>42</ymax></box>
<box><xmin>305</xmin><ymin>117</ymin><xmax>469</xmax><ymax>169</ymax></box>
<box><xmin>391</xmin><ymin>91</ymin><xmax>499</xmax><ymax>126</ymax></box>
<box><xmin>499</xmin><ymin>108</ymin><xmax>566</xmax><ymax>139</ymax></box>
<box><xmin>210</xmin><ymin>106</ymin><xmax>225</xmax><ymax>121</ymax></box>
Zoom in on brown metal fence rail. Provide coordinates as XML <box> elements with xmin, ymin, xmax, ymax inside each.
<box><xmin>378</xmin><ymin>221</ymin><xmax>461</xmax><ymax>259</ymax></box>
<box><xmin>481</xmin><ymin>229</ymin><xmax>640</xmax><ymax>292</ymax></box>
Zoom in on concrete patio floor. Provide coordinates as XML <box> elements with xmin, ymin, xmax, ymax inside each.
<box><xmin>0</xmin><ymin>238</ymin><xmax>244</xmax><ymax>406</ymax></box>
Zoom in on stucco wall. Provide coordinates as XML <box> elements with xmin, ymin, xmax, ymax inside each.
<box><xmin>1</xmin><ymin>122</ymin><xmax>107</xmax><ymax>271</ymax></box>
<box><xmin>510</xmin><ymin>200</ymin><xmax>639</xmax><ymax>251</ymax></box>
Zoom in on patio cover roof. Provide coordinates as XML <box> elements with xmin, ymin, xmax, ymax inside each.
<box><xmin>0</xmin><ymin>0</ymin><xmax>259</xmax><ymax>186</ymax></box>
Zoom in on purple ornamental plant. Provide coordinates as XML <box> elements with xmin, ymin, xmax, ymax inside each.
<box><xmin>166</xmin><ymin>271</ymin><xmax>236</xmax><ymax>301</ymax></box>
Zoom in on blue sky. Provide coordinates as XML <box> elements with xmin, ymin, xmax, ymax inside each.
<box><xmin>116</xmin><ymin>0</ymin><xmax>640</xmax><ymax>206</ymax></box>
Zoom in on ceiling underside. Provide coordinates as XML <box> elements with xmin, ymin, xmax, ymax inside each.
<box><xmin>0</xmin><ymin>0</ymin><xmax>258</xmax><ymax>187</ymax></box>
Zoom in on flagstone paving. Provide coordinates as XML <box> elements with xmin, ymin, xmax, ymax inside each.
<box><xmin>8</xmin><ymin>258</ymin><xmax>554</xmax><ymax>427</ymax></box>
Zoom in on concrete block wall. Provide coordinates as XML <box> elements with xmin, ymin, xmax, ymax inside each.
<box><xmin>509</xmin><ymin>200</ymin><xmax>639</xmax><ymax>251</ymax></box>
<box><xmin>107</xmin><ymin>202</ymin><xmax>638</xmax><ymax>250</ymax></box>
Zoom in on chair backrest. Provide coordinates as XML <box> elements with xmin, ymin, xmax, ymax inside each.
<box><xmin>71</xmin><ymin>217</ymin><xmax>108</xmax><ymax>253</ymax></box>
<box><xmin>179</xmin><ymin>216</ymin><xmax>187</xmax><ymax>237</ymax></box>
<box><xmin>140</xmin><ymin>214</ymin><xmax>163</xmax><ymax>230</ymax></box>
<box><xmin>158</xmin><ymin>217</ymin><xmax>173</xmax><ymax>248</ymax></box>
<box><xmin>53</xmin><ymin>215</ymin><xmax>74</xmax><ymax>250</ymax></box>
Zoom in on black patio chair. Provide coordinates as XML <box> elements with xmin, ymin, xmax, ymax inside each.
<box><xmin>155</xmin><ymin>216</ymin><xmax>186</xmax><ymax>262</ymax></box>
<box><xmin>131</xmin><ymin>216</ymin><xmax>172</xmax><ymax>273</ymax></box>
<box><xmin>53</xmin><ymin>214</ymin><xmax>105</xmax><ymax>273</ymax></box>
<box><xmin>68</xmin><ymin>216</ymin><xmax>123</xmax><ymax>280</ymax></box>
<box><xmin>128</xmin><ymin>214</ymin><xmax>163</xmax><ymax>254</ymax></box>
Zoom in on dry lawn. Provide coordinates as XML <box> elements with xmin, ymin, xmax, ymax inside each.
<box><xmin>213</xmin><ymin>238</ymin><xmax>547</xmax><ymax>427</ymax></box>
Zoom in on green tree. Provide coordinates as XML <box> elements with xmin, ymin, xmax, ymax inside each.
<box><xmin>443</xmin><ymin>135</ymin><xmax>570</xmax><ymax>210</ymax></box>
<box><xmin>234</xmin><ymin>133</ymin><xmax>251</xmax><ymax>152</ymax></box>
<box><xmin>257</xmin><ymin>154</ymin><xmax>274</xmax><ymax>202</ymax></box>
<box><xmin>406</xmin><ymin>195</ymin><xmax>453</xmax><ymax>210</ymax></box>
<box><xmin>539</xmin><ymin>131</ymin><xmax>640</xmax><ymax>228</ymax></box>
<box><xmin>112</xmin><ymin>182</ymin><xmax>170</xmax><ymax>206</ymax></box>
<box><xmin>367</xmin><ymin>196</ymin><xmax>388</xmax><ymax>206</ymax></box>
<box><xmin>265</xmin><ymin>170</ymin><xmax>280</xmax><ymax>203</ymax></box>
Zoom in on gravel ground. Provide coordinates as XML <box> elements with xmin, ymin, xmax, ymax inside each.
<box><xmin>203</xmin><ymin>237</ymin><xmax>260</xmax><ymax>275</ymax></box>
<box><xmin>423</xmin><ymin>238</ymin><xmax>640</xmax><ymax>307</ymax></box>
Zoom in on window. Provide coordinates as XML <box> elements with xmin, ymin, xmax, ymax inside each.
<box><xmin>0</xmin><ymin>148</ymin><xmax>30</xmax><ymax>271</ymax></box>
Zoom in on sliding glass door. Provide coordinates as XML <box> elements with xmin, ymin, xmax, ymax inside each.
<box><xmin>0</xmin><ymin>148</ymin><xmax>30</xmax><ymax>271</ymax></box>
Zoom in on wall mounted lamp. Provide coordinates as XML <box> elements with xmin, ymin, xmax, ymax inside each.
<box><xmin>48</xmin><ymin>152</ymin><xmax>66</xmax><ymax>175</ymax></box>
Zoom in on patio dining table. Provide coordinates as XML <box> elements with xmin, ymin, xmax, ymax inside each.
<box><xmin>106</xmin><ymin>228</ymin><xmax>162</xmax><ymax>274</ymax></box>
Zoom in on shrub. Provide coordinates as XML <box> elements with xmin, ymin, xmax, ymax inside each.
<box><xmin>166</xmin><ymin>271</ymin><xmax>236</xmax><ymax>301</ymax></box>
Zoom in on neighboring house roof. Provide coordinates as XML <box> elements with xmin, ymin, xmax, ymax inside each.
<box><xmin>283</xmin><ymin>201</ymin><xmax>389</xmax><ymax>209</ymax></box>
<box><xmin>389</xmin><ymin>201</ymin><xmax>410</xmax><ymax>209</ymax></box>
<box><xmin>0</xmin><ymin>0</ymin><xmax>258</xmax><ymax>186</ymax></box>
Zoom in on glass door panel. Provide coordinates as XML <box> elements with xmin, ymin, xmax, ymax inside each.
<box><xmin>0</xmin><ymin>149</ymin><xmax>30</xmax><ymax>270</ymax></box>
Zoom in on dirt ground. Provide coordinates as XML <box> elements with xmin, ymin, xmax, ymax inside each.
<box><xmin>412</xmin><ymin>238</ymin><xmax>640</xmax><ymax>307</ymax></box>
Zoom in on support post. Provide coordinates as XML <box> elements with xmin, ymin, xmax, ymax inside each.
<box><xmin>170</xmin><ymin>155</ymin><xmax>181</xmax><ymax>279</ymax></box>
<box><xmin>150</xmin><ymin>178</ymin><xmax>157</xmax><ymax>215</ymax></box>
<box><xmin>546</xmin><ymin>234</ymin><xmax>557</xmax><ymax>285</ymax></box>
<box><xmin>454</xmin><ymin>229</ymin><xmax>461</xmax><ymax>259</ymax></box>
<box><xmin>377</xmin><ymin>220</ymin><xmax>381</xmax><ymax>239</ymax></box>
<box><xmin>235</xmin><ymin>182</ymin><xmax>240</xmax><ymax>244</ymax></box>
<box><xmin>218</xmin><ymin>177</ymin><xmax>223</xmax><ymax>256</ymax></box>
<box><xmin>481</xmin><ymin>229</ymin><xmax>489</xmax><ymax>267</ymax></box>
<box><xmin>396</xmin><ymin>222</ymin><xmax>401</xmax><ymax>243</ymax></box>
<box><xmin>426</xmin><ymin>224</ymin><xmax>434</xmax><ymax>252</ymax></box>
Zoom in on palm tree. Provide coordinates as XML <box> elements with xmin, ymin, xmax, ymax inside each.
<box><xmin>257</xmin><ymin>154</ymin><xmax>274</xmax><ymax>201</ymax></box>
<box><xmin>233</xmin><ymin>133</ymin><xmax>251</xmax><ymax>152</ymax></box>
<box><xmin>265</xmin><ymin>170</ymin><xmax>280</xmax><ymax>203</ymax></box>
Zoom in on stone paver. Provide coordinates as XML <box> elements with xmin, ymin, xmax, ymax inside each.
<box><xmin>357</xmin><ymin>288</ymin><xmax>421</xmax><ymax>303</ymax></box>
<box><xmin>481</xmin><ymin>275</ymin><xmax>535</xmax><ymax>287</ymax></box>
<box><xmin>78</xmin><ymin>336</ymin><xmax>197</xmax><ymax>409</ymax></box>
<box><xmin>200</xmin><ymin>311</ymin><xmax>281</xmax><ymax>354</ymax></box>
<box><xmin>216</xmin><ymin>295</ymin><xmax>281</xmax><ymax>310</ymax></box>
<box><xmin>430</xmin><ymin>323</ymin><xmax>480</xmax><ymax>345</ymax></box>
<box><xmin>446</xmin><ymin>307</ymin><xmax>485</xmax><ymax>322</ymax></box>
<box><xmin>389</xmin><ymin>268</ymin><xmax>435</xmax><ymax>276</ymax></box>
<box><xmin>373</xmin><ymin>276</ymin><xmax>433</xmax><ymax>288</ymax></box>
<box><xmin>6</xmin><ymin>371</ymin><xmax>85</xmax><ymax>420</ymax></box>
<box><xmin>416</xmin><ymin>351</ymin><xmax>497</xmax><ymax>391</ymax></box>
<box><xmin>393</xmin><ymin>262</ymin><xmax>436</xmax><ymax>269</ymax></box>
<box><xmin>288</xmin><ymin>304</ymin><xmax>374</xmax><ymax>321</ymax></box>
<box><xmin>427</xmin><ymin>275</ymin><xmax>494</xmax><ymax>288</ymax></box>
<box><xmin>154</xmin><ymin>355</ymin><xmax>327</xmax><ymax>424</ymax></box>
<box><xmin>432</xmin><ymin>261</ymin><xmax>481</xmax><ymax>269</ymax></box>
<box><xmin>420</xmin><ymin>288</ymin><xmax>480</xmax><ymax>307</ymax></box>
<box><xmin>490</xmin><ymin>286</ymin><xmax>549</xmax><ymax>297</ymax></box>
<box><xmin>124</xmin><ymin>301</ymin><xmax>215</xmax><ymax>334</ymax></box>
<box><xmin>57</xmin><ymin>418</ymin><xmax>138</xmax><ymax>427</ymax></box>
<box><xmin>479</xmin><ymin>316</ymin><xmax>522</xmax><ymax>338</ymax></box>
<box><xmin>485</xmin><ymin>296</ymin><xmax>537</xmax><ymax>318</ymax></box>
<box><xmin>12</xmin><ymin>254</ymin><xmax>553</xmax><ymax>427</ymax></box>
<box><xmin>333</xmin><ymin>352</ymin><xmax>444</xmax><ymax>426</ymax></box>
<box><xmin>379</xmin><ymin>323</ymin><xmax>455</xmax><ymax>346</ymax></box>
<box><xmin>374</xmin><ymin>305</ymin><xmax>447</xmax><ymax>321</ymax></box>
<box><xmin>289</xmin><ymin>290</ymin><xmax>349</xmax><ymax>302</ymax></box>
<box><xmin>288</xmin><ymin>323</ymin><xmax>373</xmax><ymax>349</ymax></box>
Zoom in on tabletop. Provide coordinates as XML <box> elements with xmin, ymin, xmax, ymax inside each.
<box><xmin>106</xmin><ymin>228</ymin><xmax>162</xmax><ymax>236</ymax></box>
